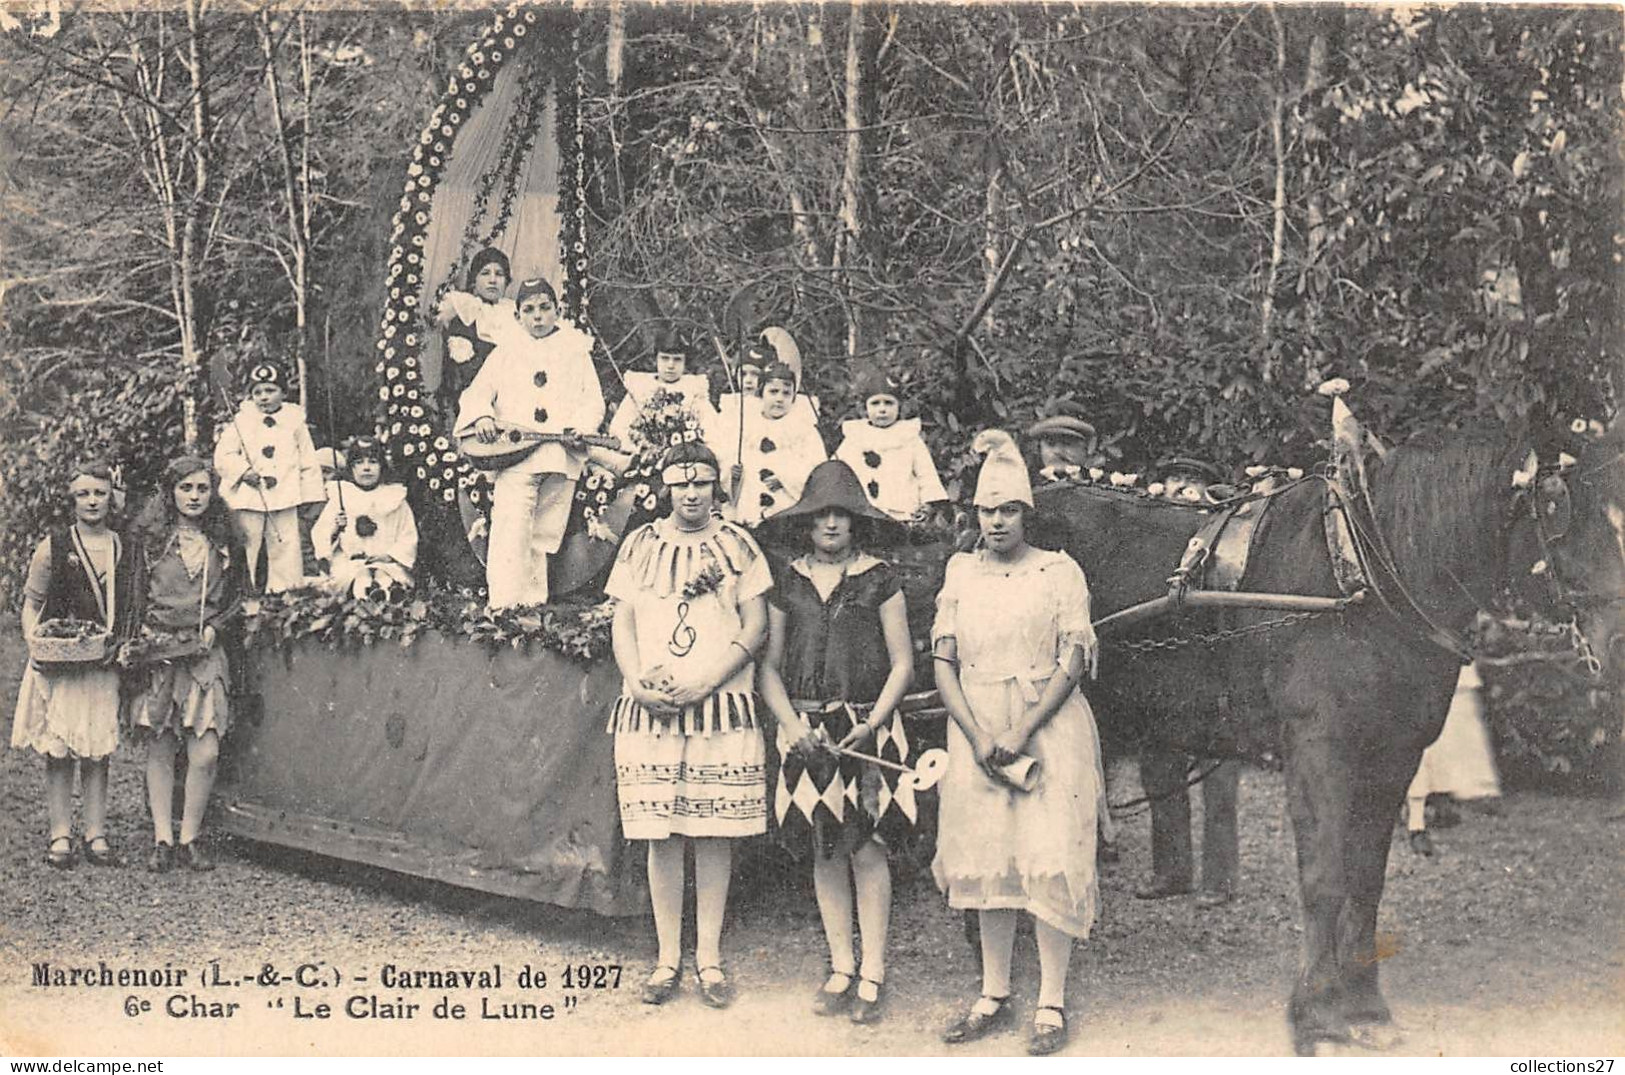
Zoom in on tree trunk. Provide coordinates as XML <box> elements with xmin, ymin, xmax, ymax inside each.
<box><xmin>179</xmin><ymin>0</ymin><xmax>211</xmax><ymax>447</ymax></box>
<box><xmin>1259</xmin><ymin>6</ymin><xmax>1287</xmax><ymax>381</ymax></box>
<box><xmin>837</xmin><ymin>0</ymin><xmax>879</xmax><ymax>360</ymax></box>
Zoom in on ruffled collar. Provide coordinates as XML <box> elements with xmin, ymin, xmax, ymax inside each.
<box><xmin>332</xmin><ymin>481</ymin><xmax>408</xmax><ymax>516</ymax></box>
<box><xmin>624</xmin><ymin>371</ymin><xmax>710</xmax><ymax>405</ymax></box>
<box><xmin>839</xmin><ymin>417</ymin><xmax>921</xmax><ymax>452</ymax></box>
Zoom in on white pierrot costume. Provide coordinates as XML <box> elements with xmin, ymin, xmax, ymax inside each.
<box><xmin>214</xmin><ymin>400</ymin><xmax>326</xmax><ymax>513</ymax></box>
<box><xmin>724</xmin><ymin>405</ymin><xmax>829</xmax><ymax>528</ymax></box>
<box><xmin>454</xmin><ymin>319</ymin><xmax>605</xmax><ymax>480</ymax></box>
<box><xmin>312</xmin><ymin>481</ymin><xmax>419</xmax><ymax>597</ymax></box>
<box><xmin>214</xmin><ymin>397</ymin><xmax>325</xmax><ymax>592</ymax></box>
<box><xmin>834</xmin><ymin>416</ymin><xmax>948</xmax><ymax>521</ymax></box>
<box><xmin>454</xmin><ymin>317</ymin><xmax>606</xmax><ymax>608</ymax></box>
<box><xmin>607</xmin><ymin>370</ymin><xmax>719</xmax><ymax>453</ymax></box>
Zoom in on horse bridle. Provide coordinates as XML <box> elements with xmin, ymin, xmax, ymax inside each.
<box><xmin>1510</xmin><ymin>451</ymin><xmax>1625</xmax><ymax>675</ymax></box>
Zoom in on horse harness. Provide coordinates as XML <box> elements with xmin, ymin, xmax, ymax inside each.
<box><xmin>1110</xmin><ymin>479</ymin><xmax>1350</xmax><ymax>654</ymax></box>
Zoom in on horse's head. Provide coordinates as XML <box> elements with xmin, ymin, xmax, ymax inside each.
<box><xmin>1512</xmin><ymin>420</ymin><xmax>1625</xmax><ymax>677</ymax></box>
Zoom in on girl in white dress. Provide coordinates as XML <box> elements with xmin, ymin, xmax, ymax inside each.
<box><xmin>932</xmin><ymin>430</ymin><xmax>1104</xmax><ymax>1056</ymax></box>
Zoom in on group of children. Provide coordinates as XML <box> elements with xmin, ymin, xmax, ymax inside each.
<box><xmin>431</xmin><ymin>246</ymin><xmax>953</xmax><ymax>609</ymax></box>
<box><xmin>213</xmin><ymin>362</ymin><xmax>418</xmax><ymax>600</ymax></box>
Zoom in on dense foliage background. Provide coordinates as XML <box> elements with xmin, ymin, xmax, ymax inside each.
<box><xmin>1</xmin><ymin>3</ymin><xmax>1619</xmax><ymax>783</ymax></box>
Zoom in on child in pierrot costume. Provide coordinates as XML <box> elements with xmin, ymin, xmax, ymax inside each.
<box><xmin>833</xmin><ymin>364</ymin><xmax>947</xmax><ymax>523</ymax></box>
<box><xmin>456</xmin><ymin>276</ymin><xmax>605</xmax><ymax>609</ymax></box>
<box><xmin>212</xmin><ymin>363</ymin><xmax>325</xmax><ymax>593</ymax></box>
<box><xmin>312</xmin><ymin>436</ymin><xmax>418</xmax><ymax>598</ymax></box>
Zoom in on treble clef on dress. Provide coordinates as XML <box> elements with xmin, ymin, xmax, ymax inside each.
<box><xmin>668</xmin><ymin>600</ymin><xmax>696</xmax><ymax>658</ymax></box>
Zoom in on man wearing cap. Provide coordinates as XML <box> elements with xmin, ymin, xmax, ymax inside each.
<box><xmin>214</xmin><ymin>362</ymin><xmax>326</xmax><ymax>593</ymax></box>
<box><xmin>1025</xmin><ymin>403</ymin><xmax>1099</xmax><ymax>484</ymax></box>
<box><xmin>833</xmin><ymin>364</ymin><xmax>948</xmax><ymax>523</ymax></box>
<box><xmin>456</xmin><ymin>276</ymin><xmax>605</xmax><ymax>608</ymax></box>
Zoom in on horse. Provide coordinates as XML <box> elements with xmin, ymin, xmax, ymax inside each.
<box><xmin>1033</xmin><ymin>420</ymin><xmax>1625</xmax><ymax>1055</ymax></box>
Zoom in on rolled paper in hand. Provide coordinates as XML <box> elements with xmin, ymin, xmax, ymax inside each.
<box><xmin>995</xmin><ymin>754</ymin><xmax>1041</xmax><ymax>792</ymax></box>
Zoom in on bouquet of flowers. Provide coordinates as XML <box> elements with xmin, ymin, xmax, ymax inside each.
<box><xmin>121</xmin><ymin>623</ymin><xmax>209</xmax><ymax>666</ymax></box>
<box><xmin>29</xmin><ymin>617</ymin><xmax>110</xmax><ymax>668</ymax></box>
<box><xmin>573</xmin><ymin>389</ymin><xmax>709</xmax><ymax>538</ymax></box>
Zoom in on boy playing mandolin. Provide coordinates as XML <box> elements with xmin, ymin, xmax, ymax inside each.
<box><xmin>455</xmin><ymin>278</ymin><xmax>605</xmax><ymax>609</ymax></box>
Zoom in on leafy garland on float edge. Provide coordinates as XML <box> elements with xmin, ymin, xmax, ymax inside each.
<box><xmin>372</xmin><ymin>3</ymin><xmax>581</xmax><ymax>509</ymax></box>
<box><xmin>243</xmin><ymin>585</ymin><xmax>614</xmax><ymax>665</ymax></box>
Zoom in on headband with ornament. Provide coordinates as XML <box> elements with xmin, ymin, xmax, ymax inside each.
<box><xmin>660</xmin><ymin>460</ymin><xmax>720</xmax><ymax>486</ymax></box>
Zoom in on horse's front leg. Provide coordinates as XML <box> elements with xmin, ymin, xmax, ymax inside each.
<box><xmin>1336</xmin><ymin>739</ymin><xmax>1427</xmax><ymax>1031</ymax></box>
<box><xmin>1283</xmin><ymin>721</ymin><xmax>1356</xmax><ymax>1056</ymax></box>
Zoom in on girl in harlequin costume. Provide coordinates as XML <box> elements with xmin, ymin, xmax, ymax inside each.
<box><xmin>456</xmin><ymin>277</ymin><xmax>605</xmax><ymax>609</ymax></box>
<box><xmin>756</xmin><ymin>460</ymin><xmax>918</xmax><ymax>1025</ymax></box>
<box><xmin>723</xmin><ymin>362</ymin><xmax>828</xmax><ymax>528</ymax></box>
<box><xmin>607</xmin><ymin>347</ymin><xmax>719</xmax><ymax>455</ymax></box>
<box><xmin>127</xmin><ymin>456</ymin><xmax>249</xmax><ymax>873</ymax></box>
<box><xmin>213</xmin><ymin>363</ymin><xmax>326</xmax><ymax>593</ymax></box>
<box><xmin>605</xmin><ymin>442</ymin><xmax>773</xmax><ymax>1010</ymax></box>
<box><xmin>933</xmin><ymin>430</ymin><xmax>1106</xmax><ymax>1056</ymax></box>
<box><xmin>434</xmin><ymin>247</ymin><xmax>523</xmax><ymax>404</ymax></box>
<box><xmin>834</xmin><ymin>364</ymin><xmax>948</xmax><ymax>522</ymax></box>
<box><xmin>312</xmin><ymin>437</ymin><xmax>418</xmax><ymax>598</ymax></box>
<box><xmin>13</xmin><ymin>461</ymin><xmax>140</xmax><ymax>869</ymax></box>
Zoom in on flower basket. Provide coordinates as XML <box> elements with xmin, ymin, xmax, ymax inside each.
<box><xmin>28</xmin><ymin>619</ymin><xmax>111</xmax><ymax>670</ymax></box>
<box><xmin>133</xmin><ymin>626</ymin><xmax>210</xmax><ymax>664</ymax></box>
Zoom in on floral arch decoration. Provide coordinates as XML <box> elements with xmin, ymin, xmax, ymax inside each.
<box><xmin>371</xmin><ymin>2</ymin><xmax>589</xmax><ymax>511</ymax></box>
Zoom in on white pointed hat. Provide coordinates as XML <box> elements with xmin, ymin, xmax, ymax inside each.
<box><xmin>972</xmin><ymin>428</ymin><xmax>1033</xmax><ymax>509</ymax></box>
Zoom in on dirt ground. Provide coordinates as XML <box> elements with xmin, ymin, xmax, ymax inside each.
<box><xmin>1</xmin><ymin>623</ymin><xmax>1620</xmax><ymax>1058</ymax></box>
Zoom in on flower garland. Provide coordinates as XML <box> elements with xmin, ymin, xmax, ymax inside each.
<box><xmin>242</xmin><ymin>584</ymin><xmax>615</xmax><ymax>665</ymax></box>
<box><xmin>371</xmin><ymin>3</ymin><xmax>583</xmax><ymax>511</ymax></box>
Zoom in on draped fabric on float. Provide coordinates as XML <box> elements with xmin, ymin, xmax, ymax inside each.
<box><xmin>216</xmin><ymin>638</ymin><xmax>645</xmax><ymax>915</ymax></box>
<box><xmin>417</xmin><ymin>51</ymin><xmax>564</xmax><ymax>397</ymax></box>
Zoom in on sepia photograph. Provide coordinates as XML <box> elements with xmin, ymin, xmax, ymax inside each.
<box><xmin>0</xmin><ymin>0</ymin><xmax>1621</xmax><ymax>1060</ymax></box>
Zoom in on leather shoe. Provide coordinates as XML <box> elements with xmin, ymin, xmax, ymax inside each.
<box><xmin>848</xmin><ymin>979</ymin><xmax>884</xmax><ymax>1025</ymax></box>
<box><xmin>83</xmin><ymin>835</ymin><xmax>121</xmax><ymax>867</ymax></box>
<box><xmin>1408</xmin><ymin>830</ymin><xmax>1434</xmax><ymax>857</ymax></box>
<box><xmin>176</xmin><ymin>841</ymin><xmax>215</xmax><ymax>872</ymax></box>
<box><xmin>147</xmin><ymin>842</ymin><xmax>176</xmax><ymax>873</ymax></box>
<box><xmin>1195</xmin><ymin>888</ymin><xmax>1233</xmax><ymax>909</ymax></box>
<box><xmin>1028</xmin><ymin>1007</ymin><xmax>1069</xmax><ymax>1055</ymax></box>
<box><xmin>696</xmin><ymin>966</ymin><xmax>734</xmax><ymax>1009</ymax></box>
<box><xmin>1134</xmin><ymin>875</ymin><xmax>1193</xmax><ymax>900</ymax></box>
<box><xmin>640</xmin><ymin>966</ymin><xmax>680</xmax><ymax>1006</ymax></box>
<box><xmin>44</xmin><ymin>835</ymin><xmax>77</xmax><ymax>870</ymax></box>
<box><xmin>812</xmin><ymin>972</ymin><xmax>855</xmax><ymax>1016</ymax></box>
<box><xmin>943</xmin><ymin>995</ymin><xmax>1011</xmax><ymax>1044</ymax></box>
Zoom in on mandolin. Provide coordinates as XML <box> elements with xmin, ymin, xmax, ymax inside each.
<box><xmin>457</xmin><ymin>423</ymin><xmax>622</xmax><ymax>470</ymax></box>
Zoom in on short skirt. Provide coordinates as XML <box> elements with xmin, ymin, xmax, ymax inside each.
<box><xmin>613</xmin><ymin>723</ymin><xmax>767</xmax><ymax>841</ymax></box>
<box><xmin>10</xmin><ymin>662</ymin><xmax>121</xmax><ymax>760</ymax></box>
<box><xmin>773</xmin><ymin>702</ymin><xmax>916</xmax><ymax>858</ymax></box>
<box><xmin>127</xmin><ymin>645</ymin><xmax>230</xmax><ymax>741</ymax></box>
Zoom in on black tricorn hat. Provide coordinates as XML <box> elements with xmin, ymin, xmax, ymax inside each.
<box><xmin>756</xmin><ymin>459</ymin><xmax>905</xmax><ymax>547</ymax></box>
